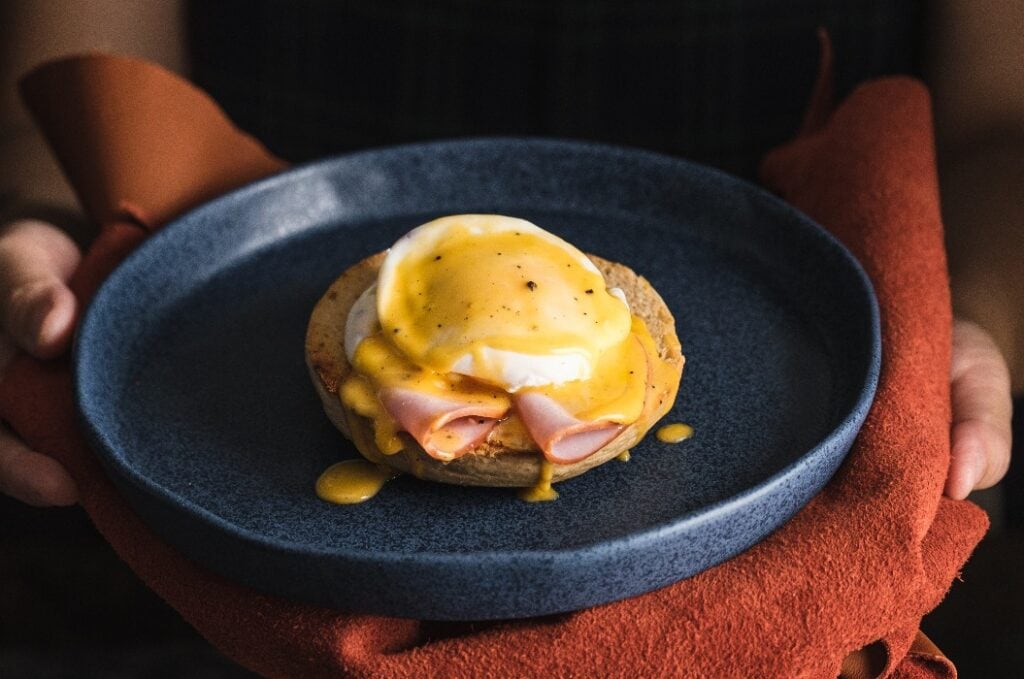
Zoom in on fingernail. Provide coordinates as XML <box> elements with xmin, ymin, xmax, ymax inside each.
<box><xmin>960</xmin><ymin>449</ymin><xmax>985</xmax><ymax>498</ymax></box>
<box><xmin>961</xmin><ymin>469</ymin><xmax>979</xmax><ymax>499</ymax></box>
<box><xmin>29</xmin><ymin>296</ymin><xmax>55</xmax><ymax>347</ymax></box>
<box><xmin>949</xmin><ymin>439</ymin><xmax>981</xmax><ymax>500</ymax></box>
<box><xmin>969</xmin><ymin>453</ymin><xmax>988</xmax><ymax>493</ymax></box>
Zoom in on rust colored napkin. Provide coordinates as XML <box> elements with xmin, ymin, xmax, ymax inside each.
<box><xmin>1</xmin><ymin>51</ymin><xmax>988</xmax><ymax>678</ymax></box>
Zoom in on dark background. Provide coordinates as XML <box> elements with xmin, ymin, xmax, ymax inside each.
<box><xmin>187</xmin><ymin>0</ymin><xmax>923</xmax><ymax>181</ymax></box>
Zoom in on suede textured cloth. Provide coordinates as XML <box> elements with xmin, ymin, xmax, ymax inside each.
<box><xmin>0</xmin><ymin>52</ymin><xmax>987</xmax><ymax>677</ymax></box>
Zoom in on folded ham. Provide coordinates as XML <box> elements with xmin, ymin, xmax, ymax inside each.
<box><xmin>513</xmin><ymin>391</ymin><xmax>625</xmax><ymax>464</ymax></box>
<box><xmin>378</xmin><ymin>387</ymin><xmax>508</xmax><ymax>461</ymax></box>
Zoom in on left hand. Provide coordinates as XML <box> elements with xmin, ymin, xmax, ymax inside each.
<box><xmin>0</xmin><ymin>219</ymin><xmax>81</xmax><ymax>506</ymax></box>
<box><xmin>945</xmin><ymin>318</ymin><xmax>1014</xmax><ymax>499</ymax></box>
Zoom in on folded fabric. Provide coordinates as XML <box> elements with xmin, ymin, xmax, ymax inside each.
<box><xmin>0</xmin><ymin>49</ymin><xmax>987</xmax><ymax>678</ymax></box>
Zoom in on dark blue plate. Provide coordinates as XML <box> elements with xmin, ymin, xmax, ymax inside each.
<box><xmin>75</xmin><ymin>139</ymin><xmax>879</xmax><ymax>620</ymax></box>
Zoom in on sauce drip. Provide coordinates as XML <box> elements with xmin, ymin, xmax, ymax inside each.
<box><xmin>616</xmin><ymin>450</ymin><xmax>631</xmax><ymax>462</ymax></box>
<box><xmin>316</xmin><ymin>460</ymin><xmax>399</xmax><ymax>505</ymax></box>
<box><xmin>657</xmin><ymin>423</ymin><xmax>694</xmax><ymax>443</ymax></box>
<box><xmin>518</xmin><ymin>460</ymin><xmax>559</xmax><ymax>503</ymax></box>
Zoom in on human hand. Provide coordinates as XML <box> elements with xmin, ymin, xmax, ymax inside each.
<box><xmin>945</xmin><ymin>318</ymin><xmax>1014</xmax><ymax>500</ymax></box>
<box><xmin>0</xmin><ymin>219</ymin><xmax>81</xmax><ymax>506</ymax></box>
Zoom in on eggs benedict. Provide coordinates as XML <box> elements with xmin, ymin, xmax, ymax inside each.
<box><xmin>306</xmin><ymin>215</ymin><xmax>683</xmax><ymax>493</ymax></box>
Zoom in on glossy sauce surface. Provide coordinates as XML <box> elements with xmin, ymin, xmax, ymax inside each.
<box><xmin>656</xmin><ymin>423</ymin><xmax>694</xmax><ymax>443</ymax></box>
<box><xmin>316</xmin><ymin>460</ymin><xmax>399</xmax><ymax>504</ymax></box>
<box><xmin>377</xmin><ymin>215</ymin><xmax>632</xmax><ymax>381</ymax></box>
<box><xmin>518</xmin><ymin>461</ymin><xmax>559</xmax><ymax>503</ymax></box>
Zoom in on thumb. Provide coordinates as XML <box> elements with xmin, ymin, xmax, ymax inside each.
<box><xmin>0</xmin><ymin>220</ymin><xmax>82</xmax><ymax>359</ymax></box>
<box><xmin>946</xmin><ymin>319</ymin><xmax>1014</xmax><ymax>499</ymax></box>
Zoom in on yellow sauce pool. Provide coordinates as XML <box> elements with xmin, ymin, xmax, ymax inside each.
<box><xmin>656</xmin><ymin>423</ymin><xmax>694</xmax><ymax>444</ymax></box>
<box><xmin>316</xmin><ymin>460</ymin><xmax>399</xmax><ymax>504</ymax></box>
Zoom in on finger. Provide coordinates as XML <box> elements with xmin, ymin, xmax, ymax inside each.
<box><xmin>1</xmin><ymin>281</ymin><xmax>78</xmax><ymax>359</ymax></box>
<box><xmin>945</xmin><ymin>320</ymin><xmax>1014</xmax><ymax>499</ymax></box>
<box><xmin>0</xmin><ymin>422</ymin><xmax>79</xmax><ymax>506</ymax></box>
<box><xmin>0</xmin><ymin>219</ymin><xmax>82</xmax><ymax>358</ymax></box>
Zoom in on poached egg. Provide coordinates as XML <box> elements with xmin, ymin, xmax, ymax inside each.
<box><xmin>339</xmin><ymin>214</ymin><xmax>653</xmax><ymax>458</ymax></box>
<box><xmin>346</xmin><ymin>215</ymin><xmax>633</xmax><ymax>391</ymax></box>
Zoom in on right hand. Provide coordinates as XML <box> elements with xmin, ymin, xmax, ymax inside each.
<box><xmin>945</xmin><ymin>318</ymin><xmax>1014</xmax><ymax>499</ymax></box>
<box><xmin>0</xmin><ymin>219</ymin><xmax>81</xmax><ymax>506</ymax></box>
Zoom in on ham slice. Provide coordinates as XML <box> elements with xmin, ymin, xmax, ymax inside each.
<box><xmin>378</xmin><ymin>387</ymin><xmax>508</xmax><ymax>461</ymax></box>
<box><xmin>513</xmin><ymin>391</ymin><xmax>625</xmax><ymax>464</ymax></box>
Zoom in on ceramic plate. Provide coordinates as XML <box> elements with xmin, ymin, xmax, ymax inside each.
<box><xmin>75</xmin><ymin>139</ymin><xmax>880</xmax><ymax>620</ymax></box>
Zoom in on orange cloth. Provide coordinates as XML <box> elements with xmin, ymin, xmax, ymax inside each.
<box><xmin>0</xmin><ymin>51</ymin><xmax>987</xmax><ymax>678</ymax></box>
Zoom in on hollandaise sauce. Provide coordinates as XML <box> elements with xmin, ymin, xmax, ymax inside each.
<box><xmin>616</xmin><ymin>450</ymin><xmax>631</xmax><ymax>462</ymax></box>
<box><xmin>518</xmin><ymin>461</ymin><xmax>559</xmax><ymax>503</ymax></box>
<box><xmin>377</xmin><ymin>215</ymin><xmax>633</xmax><ymax>379</ymax></box>
<box><xmin>656</xmin><ymin>423</ymin><xmax>694</xmax><ymax>444</ymax></box>
<box><xmin>316</xmin><ymin>460</ymin><xmax>399</xmax><ymax>505</ymax></box>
